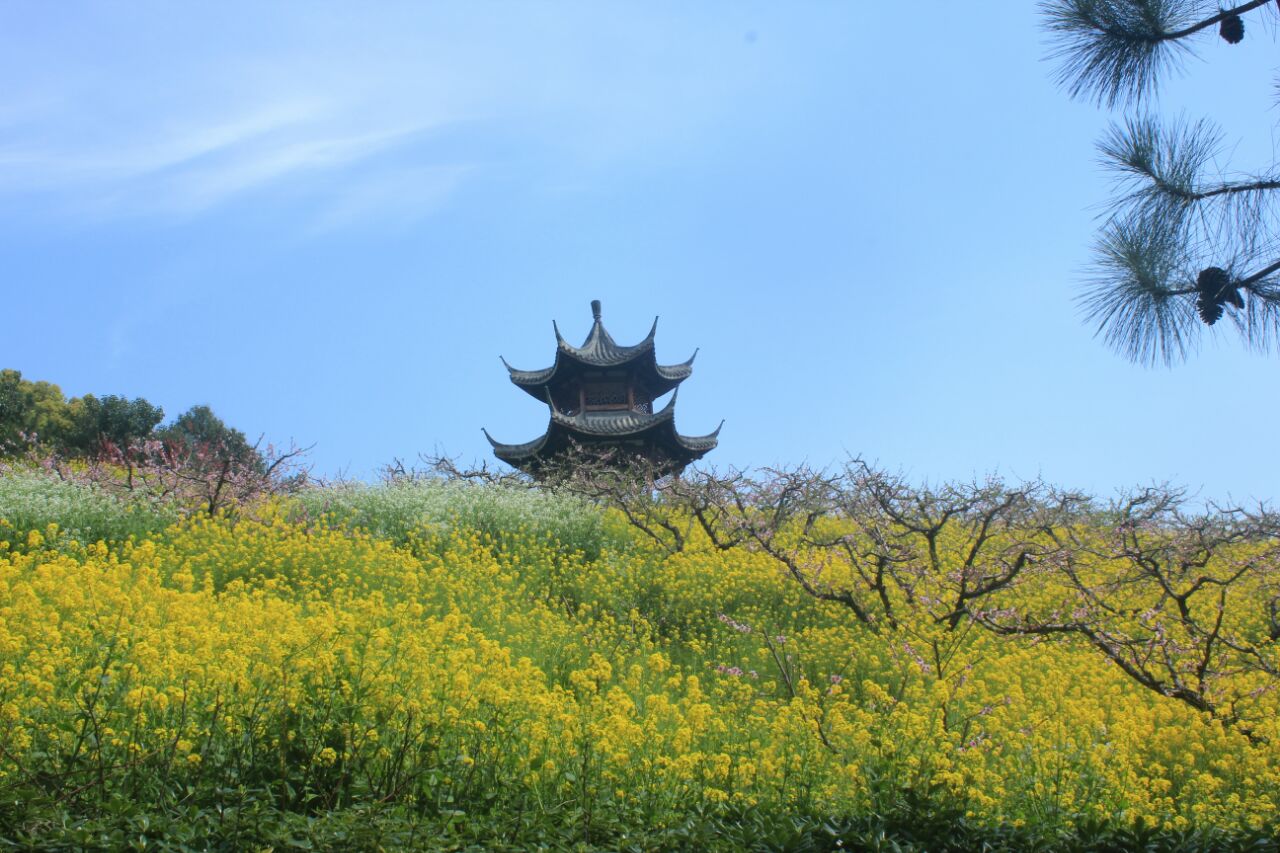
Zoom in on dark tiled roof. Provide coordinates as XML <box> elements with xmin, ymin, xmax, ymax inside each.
<box><xmin>481</xmin><ymin>428</ymin><xmax>548</xmax><ymax>459</ymax></box>
<box><xmin>655</xmin><ymin>350</ymin><xmax>697</xmax><ymax>383</ymax></box>
<box><xmin>547</xmin><ymin>394</ymin><xmax>679</xmax><ymax>436</ymax></box>
<box><xmin>500</xmin><ymin>358</ymin><xmax>555</xmax><ymax>386</ymax></box>
<box><xmin>554</xmin><ymin>314</ymin><xmax>657</xmax><ymax>366</ymax></box>
<box><xmin>500</xmin><ymin>303</ymin><xmax>695</xmax><ymax>399</ymax></box>
<box><xmin>483</xmin><ymin>401</ymin><xmax>721</xmax><ymax>464</ymax></box>
<box><xmin>674</xmin><ymin>421</ymin><xmax>723</xmax><ymax>452</ymax></box>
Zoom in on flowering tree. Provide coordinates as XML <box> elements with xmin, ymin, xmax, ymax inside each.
<box><xmin>14</xmin><ymin>434</ymin><xmax>310</xmax><ymax>517</ymax></box>
<box><xmin>447</xmin><ymin>451</ymin><xmax>1280</xmax><ymax>738</ymax></box>
<box><xmin>975</xmin><ymin>486</ymin><xmax>1280</xmax><ymax>736</ymax></box>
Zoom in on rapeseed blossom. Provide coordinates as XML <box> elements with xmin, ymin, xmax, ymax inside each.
<box><xmin>0</xmin><ymin>489</ymin><xmax>1276</xmax><ymax>835</ymax></box>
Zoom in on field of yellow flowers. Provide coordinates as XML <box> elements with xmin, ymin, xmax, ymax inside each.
<box><xmin>1</xmin><ymin>473</ymin><xmax>1278</xmax><ymax>850</ymax></box>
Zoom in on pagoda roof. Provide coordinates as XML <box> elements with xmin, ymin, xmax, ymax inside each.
<box><xmin>500</xmin><ymin>301</ymin><xmax>696</xmax><ymax>400</ymax></box>
<box><xmin>556</xmin><ymin>312</ymin><xmax>658</xmax><ymax>366</ymax></box>
<box><xmin>548</xmin><ymin>390</ymin><xmax>680</xmax><ymax>435</ymax></box>
<box><xmin>483</xmin><ymin>391</ymin><xmax>722</xmax><ymax>469</ymax></box>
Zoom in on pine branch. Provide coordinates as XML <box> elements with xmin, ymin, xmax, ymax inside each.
<box><xmin>1177</xmin><ymin>178</ymin><xmax>1280</xmax><ymax>204</ymax></box>
<box><xmin>1079</xmin><ymin>214</ymin><xmax>1200</xmax><ymax>365</ymax></box>
<box><xmin>1099</xmin><ymin>115</ymin><xmax>1221</xmax><ymax>224</ymax></box>
<box><xmin>1099</xmin><ymin>116</ymin><xmax>1280</xmax><ymax>244</ymax></box>
<box><xmin>1082</xmin><ymin>217</ymin><xmax>1280</xmax><ymax>362</ymax></box>
<box><xmin>1043</xmin><ymin>0</ymin><xmax>1273</xmax><ymax>106</ymax></box>
<box><xmin>1230</xmin><ymin>262</ymin><xmax>1280</xmax><ymax>352</ymax></box>
<box><xmin>1161</xmin><ymin>0</ymin><xmax>1273</xmax><ymax>39</ymax></box>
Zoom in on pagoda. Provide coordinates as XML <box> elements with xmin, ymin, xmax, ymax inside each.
<box><xmin>484</xmin><ymin>300</ymin><xmax>721</xmax><ymax>475</ymax></box>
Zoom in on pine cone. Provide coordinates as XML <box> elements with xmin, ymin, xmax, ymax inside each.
<box><xmin>1195</xmin><ymin>266</ymin><xmax>1237</xmax><ymax>325</ymax></box>
<box><xmin>1220</xmin><ymin>13</ymin><xmax>1244</xmax><ymax>44</ymax></box>
<box><xmin>1197</xmin><ymin>293</ymin><xmax>1224</xmax><ymax>325</ymax></box>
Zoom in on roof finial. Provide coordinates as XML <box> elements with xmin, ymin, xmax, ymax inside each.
<box><xmin>591</xmin><ymin>299</ymin><xmax>602</xmax><ymax>321</ymax></box>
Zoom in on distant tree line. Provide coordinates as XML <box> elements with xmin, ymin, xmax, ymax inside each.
<box><xmin>0</xmin><ymin>368</ymin><xmax>258</xmax><ymax>468</ymax></box>
<box><xmin>0</xmin><ymin>369</ymin><xmax>306</xmax><ymax>515</ymax></box>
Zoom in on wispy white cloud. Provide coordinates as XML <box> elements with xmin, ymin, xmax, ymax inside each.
<box><xmin>0</xmin><ymin>4</ymin><xmax>764</xmax><ymax>229</ymax></box>
<box><xmin>0</xmin><ymin>99</ymin><xmax>464</xmax><ymax>220</ymax></box>
<box><xmin>0</xmin><ymin>100</ymin><xmax>322</xmax><ymax>188</ymax></box>
<box><xmin>306</xmin><ymin>163</ymin><xmax>476</xmax><ymax>234</ymax></box>
<box><xmin>156</xmin><ymin>121</ymin><xmax>448</xmax><ymax>213</ymax></box>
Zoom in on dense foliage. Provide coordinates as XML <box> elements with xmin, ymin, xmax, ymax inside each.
<box><xmin>1</xmin><ymin>369</ymin><xmax>163</xmax><ymax>458</ymax></box>
<box><xmin>0</xmin><ymin>472</ymin><xmax>1278</xmax><ymax>850</ymax></box>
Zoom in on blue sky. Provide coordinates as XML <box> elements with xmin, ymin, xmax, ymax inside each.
<box><xmin>2</xmin><ymin>3</ymin><xmax>1277</xmax><ymax>499</ymax></box>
